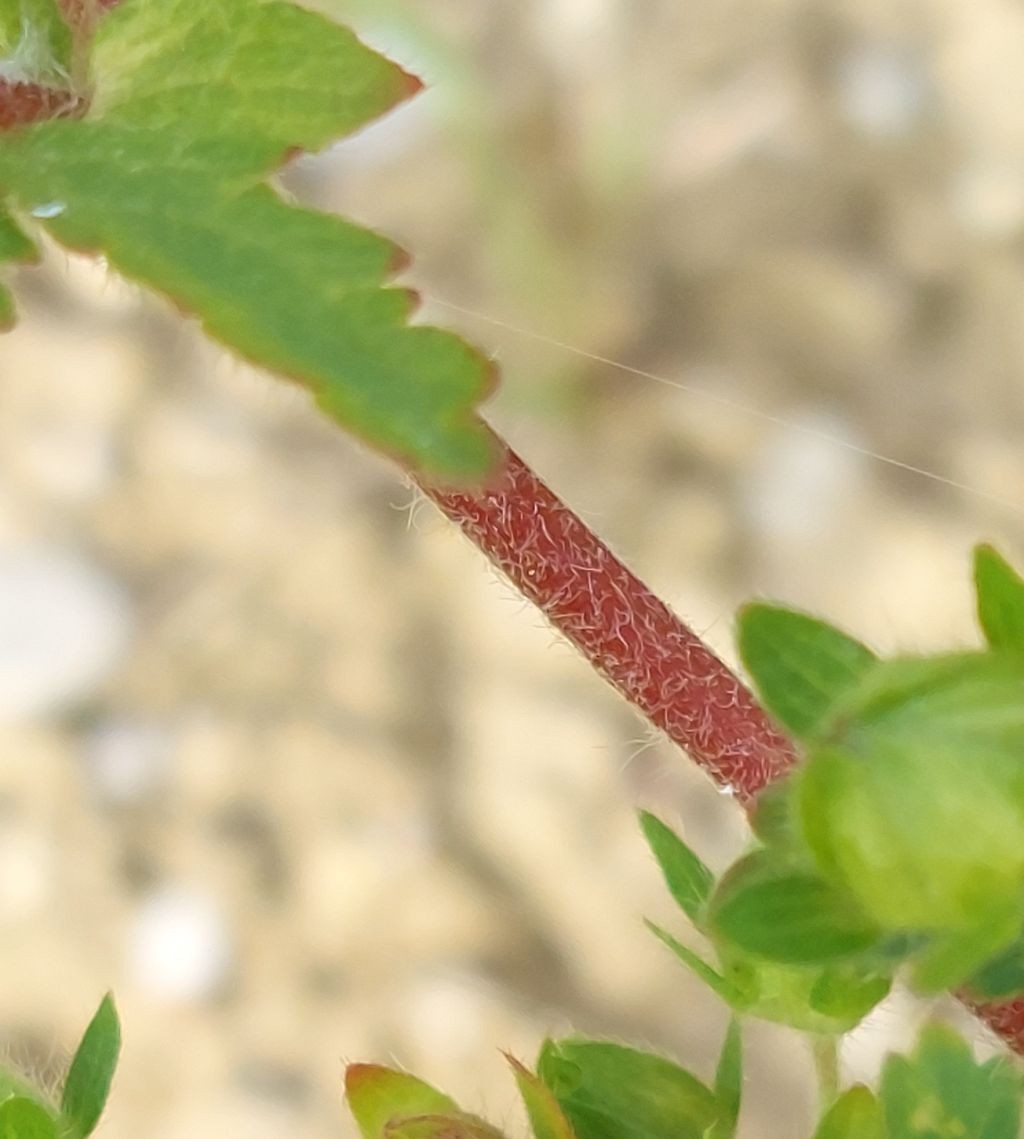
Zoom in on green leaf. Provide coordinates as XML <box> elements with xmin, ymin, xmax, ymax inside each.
<box><xmin>89</xmin><ymin>0</ymin><xmax>418</xmax><ymax>174</ymax></box>
<box><xmin>966</xmin><ymin>934</ymin><xmax>1024</xmax><ymax>1000</ymax></box>
<box><xmin>536</xmin><ymin>1039</ymin><xmax>720</xmax><ymax>1139</ymax></box>
<box><xmin>749</xmin><ymin>780</ymin><xmax>800</xmax><ymax>850</ymax></box>
<box><xmin>344</xmin><ymin>1065</ymin><xmax>460</xmax><ymax>1139</ymax></box>
<box><xmin>59</xmin><ymin>994</ymin><xmax>120</xmax><ymax>1139</ymax></box>
<box><xmin>0</xmin><ymin>1097</ymin><xmax>57</xmax><ymax>1139</ymax></box>
<box><xmin>0</xmin><ymin>0</ymin><xmax>497</xmax><ymax>481</ymax></box>
<box><xmin>737</xmin><ymin>604</ymin><xmax>876</xmax><ymax>738</ymax></box>
<box><xmin>0</xmin><ymin>0</ymin><xmax>73</xmax><ymax>84</ymax></box>
<box><xmin>386</xmin><ymin>1115</ymin><xmax>504</xmax><ymax>1139</ymax></box>
<box><xmin>793</xmin><ymin>653</ymin><xmax>1024</xmax><ymax>975</ymax></box>
<box><xmin>639</xmin><ymin>812</ymin><xmax>715</xmax><ymax>925</ymax></box>
<box><xmin>811</xmin><ymin>1087</ymin><xmax>883</xmax><ymax>1139</ymax></box>
<box><xmin>808</xmin><ymin>965</ymin><xmax>892</xmax><ymax>1026</ymax></box>
<box><xmin>708</xmin><ymin>850</ymin><xmax>883</xmax><ymax>965</ymax></box>
<box><xmin>708</xmin><ymin>1020</ymin><xmax>742</xmax><ymax>1139</ymax></box>
<box><xmin>880</xmin><ymin>1023</ymin><xmax>1022</xmax><ymax>1139</ymax></box>
<box><xmin>975</xmin><ymin>544</ymin><xmax>1024</xmax><ymax>654</ymax></box>
<box><xmin>644</xmin><ymin>920</ymin><xmax>742</xmax><ymax>1004</ymax></box>
<box><xmin>0</xmin><ymin>206</ymin><xmax>38</xmax><ymax>328</ymax></box>
<box><xmin>507</xmin><ymin>1056</ymin><xmax>577</xmax><ymax>1139</ymax></box>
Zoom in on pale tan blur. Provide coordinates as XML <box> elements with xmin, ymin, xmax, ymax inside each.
<box><xmin>0</xmin><ymin>1</ymin><xmax>1022</xmax><ymax>1136</ymax></box>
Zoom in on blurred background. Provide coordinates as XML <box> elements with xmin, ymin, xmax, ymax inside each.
<box><xmin>2</xmin><ymin>0</ymin><xmax>1024</xmax><ymax>1135</ymax></box>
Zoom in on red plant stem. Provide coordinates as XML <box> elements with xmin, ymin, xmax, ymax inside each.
<box><xmin>422</xmin><ymin>427</ymin><xmax>1024</xmax><ymax>1051</ymax></box>
<box><xmin>422</xmin><ymin>428</ymin><xmax>797</xmax><ymax>801</ymax></box>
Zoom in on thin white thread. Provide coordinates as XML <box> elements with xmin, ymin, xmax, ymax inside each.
<box><xmin>431</xmin><ymin>296</ymin><xmax>1023</xmax><ymax>518</ymax></box>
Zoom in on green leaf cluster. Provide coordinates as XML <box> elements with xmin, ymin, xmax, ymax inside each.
<box><xmin>721</xmin><ymin>544</ymin><xmax>1024</xmax><ymax>995</ymax></box>
<box><xmin>0</xmin><ymin>995</ymin><xmax>120</xmax><ymax>1139</ymax></box>
<box><xmin>0</xmin><ymin>0</ymin><xmax>496</xmax><ymax>481</ymax></box>
<box><xmin>345</xmin><ymin>1023</ymin><xmax>743</xmax><ymax>1139</ymax></box>
<box><xmin>640</xmin><ymin>811</ymin><xmax>891</xmax><ymax>1034</ymax></box>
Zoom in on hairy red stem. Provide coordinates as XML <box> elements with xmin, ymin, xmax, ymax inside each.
<box><xmin>422</xmin><ymin>428</ymin><xmax>1024</xmax><ymax>1050</ymax></box>
<box><xmin>422</xmin><ymin>429</ymin><xmax>796</xmax><ymax>800</ymax></box>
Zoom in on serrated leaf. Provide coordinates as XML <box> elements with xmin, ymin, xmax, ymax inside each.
<box><xmin>0</xmin><ymin>0</ymin><xmax>496</xmax><ymax>480</ymax></box>
<box><xmin>811</xmin><ymin>1087</ymin><xmax>883</xmax><ymax>1139</ymax></box>
<box><xmin>0</xmin><ymin>0</ymin><xmax>73</xmax><ymax>83</ymax></box>
<box><xmin>975</xmin><ymin>544</ymin><xmax>1024</xmax><ymax>654</ymax></box>
<box><xmin>880</xmin><ymin>1024</ymin><xmax>1022</xmax><ymax>1139</ymax></box>
<box><xmin>639</xmin><ymin>812</ymin><xmax>715</xmax><ymax>925</ymax></box>
<box><xmin>507</xmin><ymin>1056</ymin><xmax>577</xmax><ymax>1139</ymax></box>
<box><xmin>737</xmin><ymin>604</ymin><xmax>877</xmax><ymax>738</ymax></box>
<box><xmin>708</xmin><ymin>850</ymin><xmax>883</xmax><ymax>965</ymax></box>
<box><xmin>708</xmin><ymin>1020</ymin><xmax>741</xmax><ymax>1139</ymax></box>
<box><xmin>60</xmin><ymin>994</ymin><xmax>120</xmax><ymax>1139</ymax></box>
<box><xmin>0</xmin><ymin>1097</ymin><xmax>57</xmax><ymax>1139</ymax></box>
<box><xmin>344</xmin><ymin>1065</ymin><xmax>460</xmax><ymax>1139</ymax></box>
<box><xmin>536</xmin><ymin>1039</ymin><xmax>720</xmax><ymax>1139</ymax></box>
<box><xmin>89</xmin><ymin>0</ymin><xmax>418</xmax><ymax>172</ymax></box>
<box><xmin>644</xmin><ymin>920</ymin><xmax>742</xmax><ymax>1003</ymax></box>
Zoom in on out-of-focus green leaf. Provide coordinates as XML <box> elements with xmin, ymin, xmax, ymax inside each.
<box><xmin>0</xmin><ymin>207</ymin><xmax>38</xmax><ymax>328</ymax></box>
<box><xmin>386</xmin><ymin>1114</ymin><xmax>504</xmax><ymax>1139</ymax></box>
<box><xmin>0</xmin><ymin>0</ymin><xmax>497</xmax><ymax>481</ymax></box>
<box><xmin>807</xmin><ymin>966</ymin><xmax>892</xmax><ymax>1026</ymax></box>
<box><xmin>737</xmin><ymin>604</ymin><xmax>876</xmax><ymax>738</ymax></box>
<box><xmin>0</xmin><ymin>1097</ymin><xmax>57</xmax><ymax>1139</ymax></box>
<box><xmin>60</xmin><ymin>994</ymin><xmax>120</xmax><ymax>1139</ymax></box>
<box><xmin>880</xmin><ymin>1023</ymin><xmax>1022</xmax><ymax>1139</ymax></box>
<box><xmin>708</xmin><ymin>1020</ymin><xmax>742</xmax><ymax>1139</ymax></box>
<box><xmin>966</xmin><ymin>935</ymin><xmax>1024</xmax><ymax>1000</ymax></box>
<box><xmin>507</xmin><ymin>1056</ymin><xmax>577</xmax><ymax>1139</ymax></box>
<box><xmin>708</xmin><ymin>850</ymin><xmax>883</xmax><ymax>965</ymax></box>
<box><xmin>975</xmin><ymin>544</ymin><xmax>1024</xmax><ymax>654</ymax></box>
<box><xmin>811</xmin><ymin>1087</ymin><xmax>883</xmax><ymax>1139</ymax></box>
<box><xmin>639</xmin><ymin>812</ymin><xmax>715</xmax><ymax>925</ymax></box>
<box><xmin>345</xmin><ymin>1066</ymin><xmax>459</xmax><ymax>1139</ymax></box>
<box><xmin>537</xmin><ymin>1039</ymin><xmax>719</xmax><ymax>1139</ymax></box>
<box><xmin>0</xmin><ymin>0</ymin><xmax>72</xmax><ymax>83</ymax></box>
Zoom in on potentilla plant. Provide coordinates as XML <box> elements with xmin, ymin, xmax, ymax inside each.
<box><xmin>2</xmin><ymin>1</ymin><xmax>1024</xmax><ymax>1137</ymax></box>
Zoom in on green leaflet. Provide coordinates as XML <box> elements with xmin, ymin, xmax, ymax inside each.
<box><xmin>975</xmin><ymin>544</ymin><xmax>1024</xmax><ymax>655</ymax></box>
<box><xmin>639</xmin><ymin>811</ymin><xmax>715</xmax><ymax>925</ymax></box>
<box><xmin>0</xmin><ymin>1098</ymin><xmax>57</xmax><ymax>1139</ymax></box>
<box><xmin>811</xmin><ymin>1087</ymin><xmax>883</xmax><ymax>1139</ymax></box>
<box><xmin>737</xmin><ymin>604</ymin><xmax>877</xmax><ymax>738</ymax></box>
<box><xmin>344</xmin><ymin>1066</ymin><xmax>460</xmax><ymax>1139</ymax></box>
<box><xmin>88</xmin><ymin>0</ymin><xmax>416</xmax><ymax>174</ymax></box>
<box><xmin>0</xmin><ymin>206</ymin><xmax>37</xmax><ymax>327</ymax></box>
<box><xmin>880</xmin><ymin>1024</ymin><xmax>1022</xmax><ymax>1139</ymax></box>
<box><xmin>0</xmin><ymin>0</ymin><xmax>72</xmax><ymax>83</ymax></box>
<box><xmin>507</xmin><ymin>1056</ymin><xmax>578</xmax><ymax>1139</ymax></box>
<box><xmin>966</xmin><ymin>934</ymin><xmax>1024</xmax><ymax>1000</ymax></box>
<box><xmin>0</xmin><ymin>0</ymin><xmax>496</xmax><ymax>480</ymax></box>
<box><xmin>60</xmin><ymin>995</ymin><xmax>121</xmax><ymax>1139</ymax></box>
<box><xmin>707</xmin><ymin>1020</ymin><xmax>742</xmax><ymax>1139</ymax></box>
<box><xmin>536</xmin><ymin>1039</ymin><xmax>720</xmax><ymax>1139</ymax></box>
<box><xmin>707</xmin><ymin>850</ymin><xmax>883</xmax><ymax>965</ymax></box>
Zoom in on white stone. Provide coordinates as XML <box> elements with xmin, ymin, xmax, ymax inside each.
<box><xmin>129</xmin><ymin>886</ymin><xmax>233</xmax><ymax>1004</ymax></box>
<box><xmin>0</xmin><ymin>546</ymin><xmax>132</xmax><ymax>723</ymax></box>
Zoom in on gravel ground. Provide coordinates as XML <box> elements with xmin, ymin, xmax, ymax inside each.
<box><xmin>0</xmin><ymin>2</ymin><xmax>1022</xmax><ymax>1136</ymax></box>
